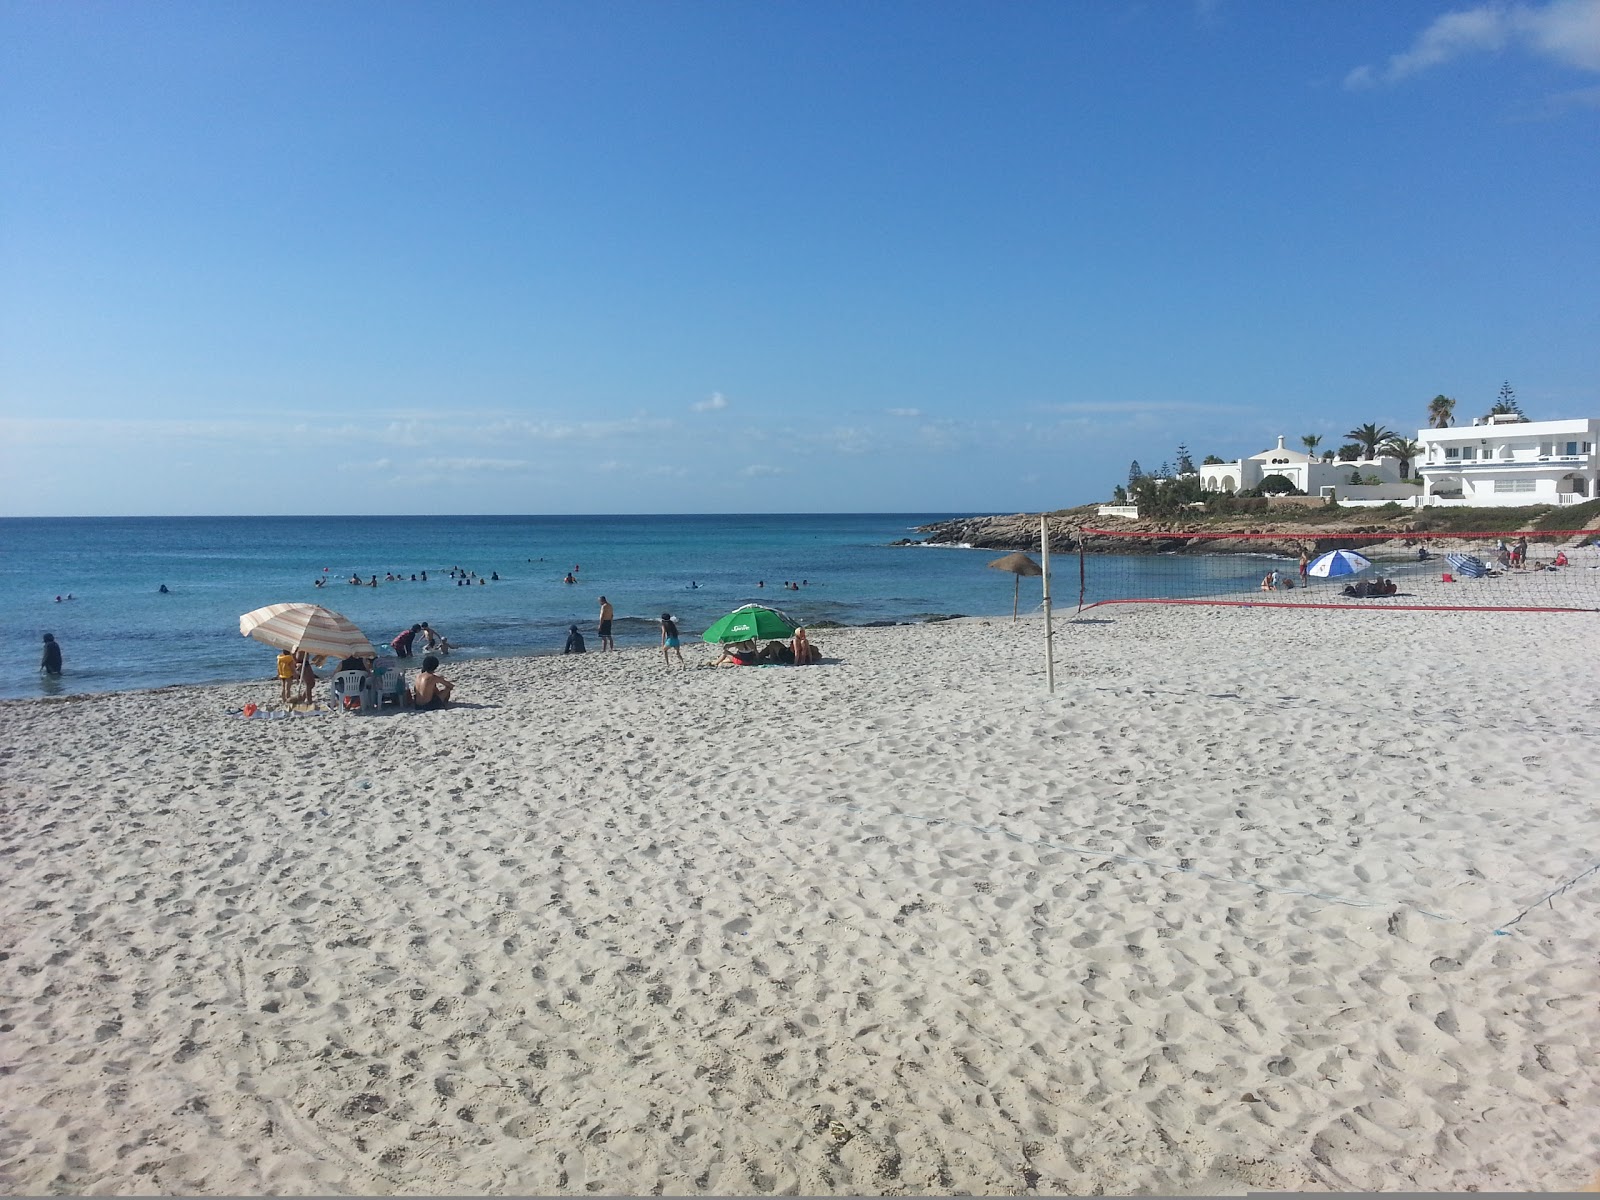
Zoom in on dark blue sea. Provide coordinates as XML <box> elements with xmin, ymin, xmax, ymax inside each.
<box><xmin>0</xmin><ymin>513</ymin><xmax>1309</xmax><ymax>700</ymax></box>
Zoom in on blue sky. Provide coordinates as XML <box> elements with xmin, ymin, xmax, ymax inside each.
<box><xmin>2</xmin><ymin>0</ymin><xmax>1597</xmax><ymax>516</ymax></box>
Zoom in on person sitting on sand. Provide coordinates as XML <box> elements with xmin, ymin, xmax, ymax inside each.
<box><xmin>564</xmin><ymin>625</ymin><xmax>586</xmax><ymax>654</ymax></box>
<box><xmin>710</xmin><ymin>640</ymin><xmax>757</xmax><ymax>667</ymax></box>
<box><xmin>756</xmin><ymin>640</ymin><xmax>794</xmax><ymax>664</ymax></box>
<box><xmin>410</xmin><ymin>655</ymin><xmax>455</xmax><ymax>709</ymax></box>
<box><xmin>791</xmin><ymin>627</ymin><xmax>818</xmax><ymax>665</ymax></box>
<box><xmin>1554</xmin><ymin>550</ymin><xmax>1569</xmax><ymax>567</ymax></box>
<box><xmin>1261</xmin><ymin>569</ymin><xmax>1279</xmax><ymax>591</ymax></box>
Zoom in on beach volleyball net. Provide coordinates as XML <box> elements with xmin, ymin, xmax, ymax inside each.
<box><xmin>1072</xmin><ymin>526</ymin><xmax>1600</xmax><ymax>614</ymax></box>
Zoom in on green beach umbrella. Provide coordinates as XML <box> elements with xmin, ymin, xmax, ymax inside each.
<box><xmin>700</xmin><ymin>604</ymin><xmax>797</xmax><ymax>644</ymax></box>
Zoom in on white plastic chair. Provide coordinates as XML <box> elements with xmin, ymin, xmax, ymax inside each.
<box><xmin>374</xmin><ymin>667</ymin><xmax>407</xmax><ymax>708</ymax></box>
<box><xmin>330</xmin><ymin>670</ymin><xmax>378</xmax><ymax>714</ymax></box>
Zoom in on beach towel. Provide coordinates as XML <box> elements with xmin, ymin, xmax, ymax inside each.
<box><xmin>226</xmin><ymin>703</ymin><xmax>329</xmax><ymax>720</ymax></box>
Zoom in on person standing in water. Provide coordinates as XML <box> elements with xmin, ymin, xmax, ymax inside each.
<box><xmin>597</xmin><ymin>596</ymin><xmax>614</xmax><ymax>651</ymax></box>
<box><xmin>660</xmin><ymin>612</ymin><xmax>685</xmax><ymax>668</ymax></box>
<box><xmin>40</xmin><ymin>633</ymin><xmax>62</xmax><ymax>676</ymax></box>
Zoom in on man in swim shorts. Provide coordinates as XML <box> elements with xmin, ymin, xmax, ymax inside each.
<box><xmin>410</xmin><ymin>655</ymin><xmax>455</xmax><ymax>709</ymax></box>
<box><xmin>598</xmin><ymin>596</ymin><xmax>614</xmax><ymax>651</ymax></box>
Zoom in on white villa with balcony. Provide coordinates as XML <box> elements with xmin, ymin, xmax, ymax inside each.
<box><xmin>1198</xmin><ymin>435</ymin><xmax>1403</xmax><ymax>497</ymax></box>
<box><xmin>1416</xmin><ymin>414</ymin><xmax>1598</xmax><ymax>507</ymax></box>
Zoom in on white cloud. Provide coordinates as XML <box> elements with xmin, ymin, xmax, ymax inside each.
<box><xmin>886</xmin><ymin>407</ymin><xmax>922</xmax><ymax>418</ymax></box>
<box><xmin>738</xmin><ymin>464</ymin><xmax>788</xmax><ymax>478</ymax></box>
<box><xmin>482</xmin><ymin>415</ymin><xmax>673</xmax><ymax>441</ymax></box>
<box><xmin>824</xmin><ymin>426</ymin><xmax>872</xmax><ymax>455</ymax></box>
<box><xmin>414</xmin><ymin>457</ymin><xmax>528</xmax><ymax>472</ymax></box>
<box><xmin>1346</xmin><ymin>0</ymin><xmax>1600</xmax><ymax>88</ymax></box>
<box><xmin>691</xmin><ymin>391</ymin><xmax>729</xmax><ymax>413</ymax></box>
<box><xmin>915</xmin><ymin>422</ymin><xmax>962</xmax><ymax>451</ymax></box>
<box><xmin>381</xmin><ymin>419</ymin><xmax>431</xmax><ymax>447</ymax></box>
<box><xmin>1524</xmin><ymin>0</ymin><xmax>1600</xmax><ymax>67</ymax></box>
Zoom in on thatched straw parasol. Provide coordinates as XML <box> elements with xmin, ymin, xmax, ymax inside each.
<box><xmin>987</xmin><ymin>551</ymin><xmax>1043</xmax><ymax>622</ymax></box>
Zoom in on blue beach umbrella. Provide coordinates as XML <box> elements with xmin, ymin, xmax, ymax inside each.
<box><xmin>1306</xmin><ymin>549</ymin><xmax>1372</xmax><ymax>579</ymax></box>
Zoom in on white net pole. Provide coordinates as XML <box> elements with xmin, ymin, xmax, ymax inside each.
<box><xmin>1041</xmin><ymin>514</ymin><xmax>1055</xmax><ymax>694</ymax></box>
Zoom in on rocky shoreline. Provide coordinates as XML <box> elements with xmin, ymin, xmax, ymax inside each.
<box><xmin>904</xmin><ymin>508</ymin><xmax>1438</xmax><ymax>558</ymax></box>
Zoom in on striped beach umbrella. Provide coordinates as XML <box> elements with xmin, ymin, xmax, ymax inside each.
<box><xmin>1306</xmin><ymin>549</ymin><xmax>1373</xmax><ymax>579</ymax></box>
<box><xmin>239</xmin><ymin>603</ymin><xmax>378</xmax><ymax>660</ymax></box>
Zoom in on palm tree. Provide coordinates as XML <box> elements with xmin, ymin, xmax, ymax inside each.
<box><xmin>1344</xmin><ymin>423</ymin><xmax>1396</xmax><ymax>459</ymax></box>
<box><xmin>1427</xmin><ymin>394</ymin><xmax>1455</xmax><ymax>428</ymax></box>
<box><xmin>1300</xmin><ymin>434</ymin><xmax>1321</xmax><ymax>458</ymax></box>
<box><xmin>1381</xmin><ymin>436</ymin><xmax>1422</xmax><ymax>479</ymax></box>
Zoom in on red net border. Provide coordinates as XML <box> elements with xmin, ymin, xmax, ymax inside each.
<box><xmin>1082</xmin><ymin>597</ymin><xmax>1597</xmax><ymax>614</ymax></box>
<box><xmin>1071</xmin><ymin>526</ymin><xmax>1600</xmax><ymax>615</ymax></box>
<box><xmin>1078</xmin><ymin>527</ymin><xmax>1600</xmax><ymax>541</ymax></box>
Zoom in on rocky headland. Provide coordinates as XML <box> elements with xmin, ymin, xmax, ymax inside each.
<box><xmin>903</xmin><ymin>505</ymin><xmax>1517</xmax><ymax>558</ymax></box>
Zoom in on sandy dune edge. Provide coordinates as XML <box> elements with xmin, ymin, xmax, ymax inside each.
<box><xmin>2</xmin><ymin>606</ymin><xmax>1597</xmax><ymax>1194</ymax></box>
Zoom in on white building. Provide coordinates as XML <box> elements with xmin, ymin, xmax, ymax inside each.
<box><xmin>1416</xmin><ymin>414</ymin><xmax>1598</xmax><ymax>507</ymax></box>
<box><xmin>1199</xmin><ymin>436</ymin><xmax>1403</xmax><ymax>496</ymax></box>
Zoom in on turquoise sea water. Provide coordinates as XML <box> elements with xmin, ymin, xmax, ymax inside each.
<box><xmin>0</xmin><ymin>513</ymin><xmax>993</xmax><ymax>699</ymax></box>
<box><xmin>0</xmin><ymin>512</ymin><xmax>1316</xmax><ymax>700</ymax></box>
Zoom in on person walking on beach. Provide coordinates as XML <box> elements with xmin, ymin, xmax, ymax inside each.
<box><xmin>597</xmin><ymin>596</ymin><xmax>614</xmax><ymax>651</ymax></box>
<box><xmin>660</xmin><ymin>612</ymin><xmax>685</xmax><ymax>668</ymax></box>
<box><xmin>40</xmin><ymin>633</ymin><xmax>62</xmax><ymax>676</ymax></box>
<box><xmin>1298</xmin><ymin>548</ymin><xmax>1309</xmax><ymax>583</ymax></box>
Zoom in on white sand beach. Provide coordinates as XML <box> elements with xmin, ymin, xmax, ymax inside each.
<box><xmin>2</xmin><ymin>604</ymin><xmax>1597</xmax><ymax>1195</ymax></box>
